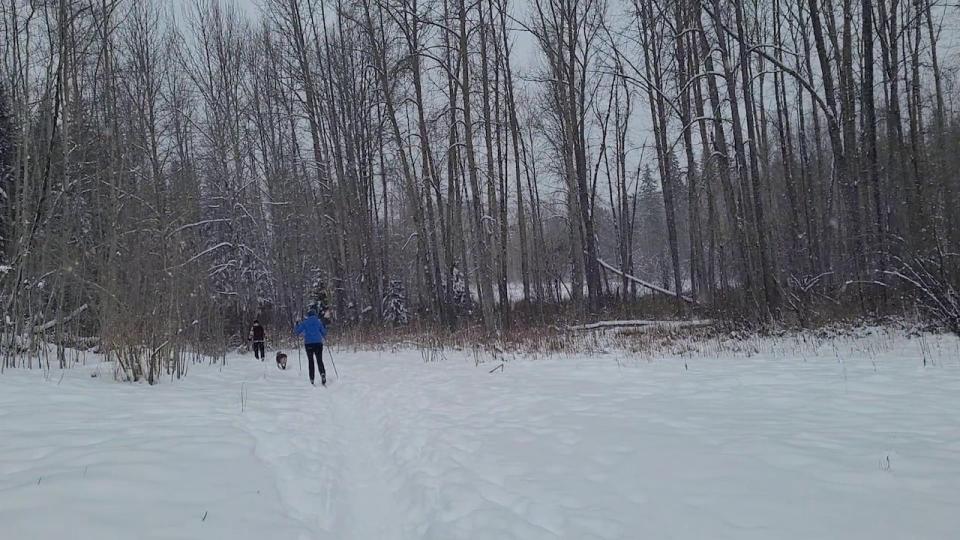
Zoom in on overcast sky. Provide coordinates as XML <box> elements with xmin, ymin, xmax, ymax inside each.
<box><xmin>170</xmin><ymin>0</ymin><xmax>960</xmax><ymax>83</ymax></box>
<box><xmin>167</xmin><ymin>0</ymin><xmax>960</xmax><ymax>184</ymax></box>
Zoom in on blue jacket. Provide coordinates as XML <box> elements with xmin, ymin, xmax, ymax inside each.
<box><xmin>295</xmin><ymin>315</ymin><xmax>327</xmax><ymax>345</ymax></box>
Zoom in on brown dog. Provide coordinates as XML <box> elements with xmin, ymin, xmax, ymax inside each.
<box><xmin>275</xmin><ymin>351</ymin><xmax>288</xmax><ymax>370</ymax></box>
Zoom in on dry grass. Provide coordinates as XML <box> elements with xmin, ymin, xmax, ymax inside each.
<box><xmin>323</xmin><ymin>309</ymin><xmax>956</xmax><ymax>368</ymax></box>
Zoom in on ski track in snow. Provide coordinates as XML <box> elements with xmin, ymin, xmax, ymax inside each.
<box><xmin>242</xmin><ymin>359</ymin><xmax>412</xmax><ymax>539</ymax></box>
<box><xmin>2</xmin><ymin>331</ymin><xmax>960</xmax><ymax>539</ymax></box>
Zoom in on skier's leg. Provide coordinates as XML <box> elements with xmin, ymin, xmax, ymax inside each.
<box><xmin>318</xmin><ymin>344</ymin><xmax>326</xmax><ymax>385</ymax></box>
<box><xmin>306</xmin><ymin>345</ymin><xmax>316</xmax><ymax>384</ymax></box>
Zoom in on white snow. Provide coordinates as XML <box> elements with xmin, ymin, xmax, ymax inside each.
<box><xmin>2</xmin><ymin>330</ymin><xmax>960</xmax><ymax>539</ymax></box>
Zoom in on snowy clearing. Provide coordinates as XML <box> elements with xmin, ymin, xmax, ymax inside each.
<box><xmin>2</xmin><ymin>330</ymin><xmax>960</xmax><ymax>539</ymax></box>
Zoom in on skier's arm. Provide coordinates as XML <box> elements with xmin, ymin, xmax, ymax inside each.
<box><xmin>319</xmin><ymin>320</ymin><xmax>327</xmax><ymax>341</ymax></box>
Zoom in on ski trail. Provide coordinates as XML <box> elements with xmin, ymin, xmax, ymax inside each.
<box><xmin>239</xmin><ymin>359</ymin><xmax>410</xmax><ymax>539</ymax></box>
<box><xmin>325</xmin><ymin>376</ymin><xmax>408</xmax><ymax>539</ymax></box>
<box><xmin>239</xmin><ymin>376</ymin><xmax>339</xmax><ymax>537</ymax></box>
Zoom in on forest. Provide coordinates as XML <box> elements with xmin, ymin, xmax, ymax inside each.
<box><xmin>2</xmin><ymin>0</ymin><xmax>960</xmax><ymax>377</ymax></box>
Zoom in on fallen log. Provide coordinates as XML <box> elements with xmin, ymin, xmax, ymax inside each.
<box><xmin>597</xmin><ymin>258</ymin><xmax>698</xmax><ymax>304</ymax></box>
<box><xmin>33</xmin><ymin>304</ymin><xmax>89</xmax><ymax>333</ymax></box>
<box><xmin>569</xmin><ymin>319</ymin><xmax>713</xmax><ymax>331</ymax></box>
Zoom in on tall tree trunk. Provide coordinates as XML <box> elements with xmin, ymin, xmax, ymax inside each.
<box><xmin>498</xmin><ymin>0</ymin><xmax>531</xmax><ymax>305</ymax></box>
<box><xmin>458</xmin><ymin>0</ymin><xmax>496</xmax><ymax>331</ymax></box>
<box><xmin>638</xmin><ymin>1</ymin><xmax>684</xmax><ymax>305</ymax></box>
<box><xmin>674</xmin><ymin>1</ymin><xmax>705</xmax><ymax>302</ymax></box>
<box><xmin>731</xmin><ymin>0</ymin><xmax>779</xmax><ymax>311</ymax></box>
<box><xmin>862</xmin><ymin>0</ymin><xmax>884</xmax><ymax>283</ymax></box>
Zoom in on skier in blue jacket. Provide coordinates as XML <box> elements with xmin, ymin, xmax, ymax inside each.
<box><xmin>295</xmin><ymin>308</ymin><xmax>328</xmax><ymax>386</ymax></box>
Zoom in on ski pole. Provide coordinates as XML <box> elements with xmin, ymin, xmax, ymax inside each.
<box><xmin>327</xmin><ymin>346</ymin><xmax>339</xmax><ymax>380</ymax></box>
<box><xmin>297</xmin><ymin>342</ymin><xmax>302</xmax><ymax>374</ymax></box>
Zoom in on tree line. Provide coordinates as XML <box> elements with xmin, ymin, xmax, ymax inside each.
<box><xmin>2</xmin><ymin>0</ymin><xmax>958</xmax><ymax>374</ymax></box>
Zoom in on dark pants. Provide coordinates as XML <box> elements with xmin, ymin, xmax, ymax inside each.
<box><xmin>252</xmin><ymin>341</ymin><xmax>265</xmax><ymax>360</ymax></box>
<box><xmin>306</xmin><ymin>343</ymin><xmax>325</xmax><ymax>384</ymax></box>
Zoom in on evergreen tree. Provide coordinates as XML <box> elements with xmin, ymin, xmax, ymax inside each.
<box><xmin>308</xmin><ymin>266</ymin><xmax>330</xmax><ymax>322</ymax></box>
<box><xmin>382</xmin><ymin>279</ymin><xmax>409</xmax><ymax>326</ymax></box>
<box><xmin>638</xmin><ymin>165</ymin><xmax>669</xmax><ymax>287</ymax></box>
<box><xmin>451</xmin><ymin>264</ymin><xmax>467</xmax><ymax>306</ymax></box>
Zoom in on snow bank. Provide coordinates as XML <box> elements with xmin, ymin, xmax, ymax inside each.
<box><xmin>2</xmin><ymin>330</ymin><xmax>959</xmax><ymax>539</ymax></box>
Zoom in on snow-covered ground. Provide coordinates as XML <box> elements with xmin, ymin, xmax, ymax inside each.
<box><xmin>2</xmin><ymin>329</ymin><xmax>960</xmax><ymax>539</ymax></box>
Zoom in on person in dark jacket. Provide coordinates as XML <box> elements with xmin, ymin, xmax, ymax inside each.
<box><xmin>249</xmin><ymin>319</ymin><xmax>266</xmax><ymax>361</ymax></box>
<box><xmin>295</xmin><ymin>309</ymin><xmax>328</xmax><ymax>386</ymax></box>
